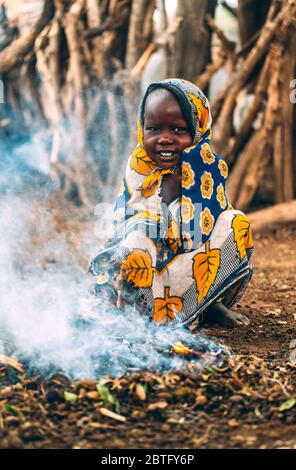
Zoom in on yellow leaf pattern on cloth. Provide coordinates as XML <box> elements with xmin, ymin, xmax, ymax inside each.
<box><xmin>218</xmin><ymin>159</ymin><xmax>228</xmax><ymax>178</ymax></box>
<box><xmin>200</xmin><ymin>171</ymin><xmax>214</xmax><ymax>199</ymax></box>
<box><xmin>120</xmin><ymin>249</ymin><xmax>154</xmax><ymax>288</ymax></box>
<box><xmin>130</xmin><ymin>146</ymin><xmax>157</xmax><ymax>175</ymax></box>
<box><xmin>165</xmin><ymin>220</ymin><xmax>182</xmax><ymax>253</ymax></box>
<box><xmin>232</xmin><ymin>215</ymin><xmax>254</xmax><ymax>261</ymax></box>
<box><xmin>216</xmin><ymin>183</ymin><xmax>227</xmax><ymax>209</ymax></box>
<box><xmin>188</xmin><ymin>92</ymin><xmax>202</xmax><ymax>115</ymax></box>
<box><xmin>133</xmin><ymin>211</ymin><xmax>161</xmax><ymax>222</ymax></box>
<box><xmin>153</xmin><ymin>287</ymin><xmax>183</xmax><ymax>325</ymax></box>
<box><xmin>200</xmin><ymin>143</ymin><xmax>215</xmax><ymax>164</ymax></box>
<box><xmin>139</xmin><ymin>170</ymin><xmax>165</xmax><ymax>198</ymax></box>
<box><xmin>90</xmin><ymin>80</ymin><xmax>254</xmax><ymax>329</ymax></box>
<box><xmin>200</xmin><ymin>207</ymin><xmax>214</xmax><ymax>235</ymax></box>
<box><xmin>187</xmin><ymin>92</ymin><xmax>211</xmax><ymax>134</ymax></box>
<box><xmin>193</xmin><ymin>241</ymin><xmax>221</xmax><ymax>303</ymax></box>
<box><xmin>182</xmin><ymin>162</ymin><xmax>195</xmax><ymax>189</ymax></box>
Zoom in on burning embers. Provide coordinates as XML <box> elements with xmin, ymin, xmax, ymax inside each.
<box><xmin>0</xmin><ymin>306</ymin><xmax>226</xmax><ymax>380</ymax></box>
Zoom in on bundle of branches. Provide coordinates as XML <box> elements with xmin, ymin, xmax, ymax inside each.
<box><xmin>0</xmin><ymin>3</ymin><xmax>17</xmax><ymax>52</ymax></box>
<box><xmin>0</xmin><ymin>0</ymin><xmax>159</xmax><ymax>206</ymax></box>
<box><xmin>2</xmin><ymin>0</ymin><xmax>295</xmax><ymax>220</ymax></box>
<box><xmin>0</xmin><ymin>0</ymin><xmax>214</xmax><ymax>207</ymax></box>
<box><xmin>197</xmin><ymin>0</ymin><xmax>296</xmax><ymax>214</ymax></box>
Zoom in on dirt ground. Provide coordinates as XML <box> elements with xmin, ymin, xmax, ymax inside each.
<box><xmin>0</xmin><ymin>215</ymin><xmax>296</xmax><ymax>449</ymax></box>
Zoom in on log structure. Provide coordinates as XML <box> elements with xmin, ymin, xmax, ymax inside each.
<box><xmin>197</xmin><ymin>0</ymin><xmax>296</xmax><ymax>211</ymax></box>
<box><xmin>0</xmin><ymin>0</ymin><xmax>295</xmax><ymax>217</ymax></box>
<box><xmin>247</xmin><ymin>200</ymin><xmax>296</xmax><ymax>234</ymax></box>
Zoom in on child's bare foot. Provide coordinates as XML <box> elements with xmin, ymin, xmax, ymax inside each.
<box><xmin>202</xmin><ymin>302</ymin><xmax>250</xmax><ymax>328</ymax></box>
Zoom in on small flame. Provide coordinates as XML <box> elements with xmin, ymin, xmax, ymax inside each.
<box><xmin>172</xmin><ymin>341</ymin><xmax>193</xmax><ymax>355</ymax></box>
<box><xmin>172</xmin><ymin>341</ymin><xmax>204</xmax><ymax>357</ymax></box>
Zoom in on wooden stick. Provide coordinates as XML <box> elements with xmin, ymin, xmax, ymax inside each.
<box><xmin>235</xmin><ymin>30</ymin><xmax>260</xmax><ymax>60</ymax></box>
<box><xmin>210</xmin><ymin>86</ymin><xmax>228</xmax><ymax>121</ymax></box>
<box><xmin>205</xmin><ymin>14</ymin><xmax>236</xmax><ymax>53</ymax></box>
<box><xmin>273</xmin><ymin>122</ymin><xmax>284</xmax><ymax>203</ymax></box>
<box><xmin>214</xmin><ymin>1</ymin><xmax>295</xmax><ymax>148</ymax></box>
<box><xmin>125</xmin><ymin>0</ymin><xmax>156</xmax><ymax>70</ymax></box>
<box><xmin>227</xmin><ymin>128</ymin><xmax>265</xmax><ymax>206</ymax></box>
<box><xmin>130</xmin><ymin>16</ymin><xmax>182</xmax><ymax>78</ymax></box>
<box><xmin>84</xmin><ymin>0</ymin><xmax>130</xmax><ymax>39</ymax></box>
<box><xmin>159</xmin><ymin>0</ymin><xmax>169</xmax><ymax>76</ymax></box>
<box><xmin>235</xmin><ymin>0</ymin><xmax>279</xmax><ymax>60</ymax></box>
<box><xmin>196</xmin><ymin>52</ymin><xmax>227</xmax><ymax>91</ymax></box>
<box><xmin>247</xmin><ymin>200</ymin><xmax>296</xmax><ymax>233</ymax></box>
<box><xmin>0</xmin><ymin>0</ymin><xmax>54</xmax><ymax>73</ymax></box>
<box><xmin>281</xmin><ymin>26</ymin><xmax>295</xmax><ymax>202</ymax></box>
<box><xmin>234</xmin><ymin>43</ymin><xmax>282</xmax><ymax>211</ymax></box>
<box><xmin>130</xmin><ymin>43</ymin><xmax>155</xmax><ymax>78</ymax></box>
<box><xmin>52</xmin><ymin>161</ymin><xmax>77</xmax><ymax>185</ymax></box>
<box><xmin>63</xmin><ymin>0</ymin><xmax>92</xmax><ymax>207</ymax></box>
<box><xmin>220</xmin><ymin>0</ymin><xmax>237</xmax><ymax>18</ymax></box>
<box><xmin>226</xmin><ymin>53</ymin><xmax>271</xmax><ymax>162</ymax></box>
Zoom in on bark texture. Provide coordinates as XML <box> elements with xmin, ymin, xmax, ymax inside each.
<box><xmin>171</xmin><ymin>0</ymin><xmax>217</xmax><ymax>81</ymax></box>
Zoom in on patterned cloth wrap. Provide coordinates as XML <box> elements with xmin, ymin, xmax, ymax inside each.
<box><xmin>90</xmin><ymin>78</ymin><xmax>254</xmax><ymax>329</ymax></box>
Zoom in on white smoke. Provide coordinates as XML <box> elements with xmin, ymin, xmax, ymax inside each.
<box><xmin>0</xmin><ymin>191</ymin><xmax>225</xmax><ymax>379</ymax></box>
<box><xmin>0</xmin><ymin>119</ymin><xmax>225</xmax><ymax>381</ymax></box>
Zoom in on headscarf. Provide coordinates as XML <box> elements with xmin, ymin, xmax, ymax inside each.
<box><xmin>87</xmin><ymin>77</ymin><xmax>231</xmax><ymax>283</ymax></box>
<box><xmin>138</xmin><ymin>78</ymin><xmax>212</xmax><ymax>145</ymax></box>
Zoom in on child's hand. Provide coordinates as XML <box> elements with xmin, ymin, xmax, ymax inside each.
<box><xmin>113</xmin><ymin>268</ymin><xmax>137</xmax><ymax>311</ymax></box>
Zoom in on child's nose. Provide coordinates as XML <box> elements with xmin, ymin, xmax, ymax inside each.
<box><xmin>158</xmin><ymin>131</ymin><xmax>173</xmax><ymax>144</ymax></box>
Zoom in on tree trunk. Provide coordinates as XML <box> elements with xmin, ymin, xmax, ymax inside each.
<box><xmin>125</xmin><ymin>0</ymin><xmax>156</xmax><ymax>70</ymax></box>
<box><xmin>0</xmin><ymin>0</ymin><xmax>54</xmax><ymax>74</ymax></box>
<box><xmin>213</xmin><ymin>0</ymin><xmax>292</xmax><ymax>152</ymax></box>
<box><xmin>2</xmin><ymin>0</ymin><xmax>295</xmax><ymax>214</ymax></box>
<box><xmin>237</xmin><ymin>0</ymin><xmax>271</xmax><ymax>46</ymax></box>
<box><xmin>171</xmin><ymin>0</ymin><xmax>217</xmax><ymax>81</ymax></box>
<box><xmin>217</xmin><ymin>0</ymin><xmax>296</xmax><ymax>212</ymax></box>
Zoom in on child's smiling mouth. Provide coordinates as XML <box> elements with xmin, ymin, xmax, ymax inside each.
<box><xmin>157</xmin><ymin>150</ymin><xmax>178</xmax><ymax>161</ymax></box>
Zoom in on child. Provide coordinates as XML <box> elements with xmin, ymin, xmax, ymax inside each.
<box><xmin>90</xmin><ymin>79</ymin><xmax>253</xmax><ymax>329</ymax></box>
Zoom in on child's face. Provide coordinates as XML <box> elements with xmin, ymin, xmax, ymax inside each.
<box><xmin>143</xmin><ymin>89</ymin><xmax>193</xmax><ymax>169</ymax></box>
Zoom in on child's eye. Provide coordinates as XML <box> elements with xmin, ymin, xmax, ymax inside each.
<box><xmin>173</xmin><ymin>127</ymin><xmax>188</xmax><ymax>133</ymax></box>
<box><xmin>146</xmin><ymin>126</ymin><xmax>159</xmax><ymax>132</ymax></box>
